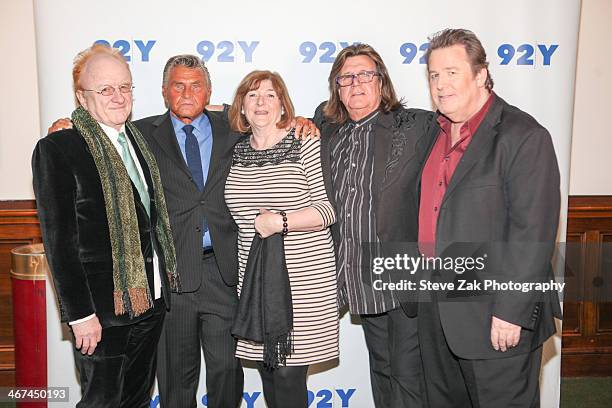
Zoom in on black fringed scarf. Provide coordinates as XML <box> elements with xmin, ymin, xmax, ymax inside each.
<box><xmin>232</xmin><ymin>233</ymin><xmax>293</xmax><ymax>369</ymax></box>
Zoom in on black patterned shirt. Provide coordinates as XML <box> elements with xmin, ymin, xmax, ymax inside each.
<box><xmin>330</xmin><ymin>111</ymin><xmax>399</xmax><ymax>315</ymax></box>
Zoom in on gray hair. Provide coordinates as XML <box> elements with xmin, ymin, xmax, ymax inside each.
<box><xmin>162</xmin><ymin>54</ymin><xmax>211</xmax><ymax>88</ymax></box>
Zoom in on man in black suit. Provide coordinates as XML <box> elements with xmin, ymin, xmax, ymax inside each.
<box><xmin>314</xmin><ymin>44</ymin><xmax>438</xmax><ymax>408</ymax></box>
<box><xmin>135</xmin><ymin>55</ymin><xmax>244</xmax><ymax>408</ymax></box>
<box><xmin>32</xmin><ymin>44</ymin><xmax>178</xmax><ymax>407</ymax></box>
<box><xmin>417</xmin><ymin>29</ymin><xmax>562</xmax><ymax>407</ymax></box>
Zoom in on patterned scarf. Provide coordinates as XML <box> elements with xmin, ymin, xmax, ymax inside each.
<box><xmin>72</xmin><ymin>106</ymin><xmax>180</xmax><ymax>317</ymax></box>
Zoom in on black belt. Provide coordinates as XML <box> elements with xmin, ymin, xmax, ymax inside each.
<box><xmin>202</xmin><ymin>247</ymin><xmax>214</xmax><ymax>259</ymax></box>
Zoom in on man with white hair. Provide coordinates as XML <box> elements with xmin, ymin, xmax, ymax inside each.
<box><xmin>33</xmin><ymin>44</ymin><xmax>178</xmax><ymax>407</ymax></box>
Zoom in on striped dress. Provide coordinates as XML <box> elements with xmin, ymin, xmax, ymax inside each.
<box><xmin>224</xmin><ymin>130</ymin><xmax>339</xmax><ymax>366</ymax></box>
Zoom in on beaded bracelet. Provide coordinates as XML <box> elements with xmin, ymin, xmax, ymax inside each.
<box><xmin>280</xmin><ymin>211</ymin><xmax>288</xmax><ymax>235</ymax></box>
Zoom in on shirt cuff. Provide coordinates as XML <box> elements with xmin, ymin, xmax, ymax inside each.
<box><xmin>69</xmin><ymin>313</ymin><xmax>96</xmax><ymax>326</ymax></box>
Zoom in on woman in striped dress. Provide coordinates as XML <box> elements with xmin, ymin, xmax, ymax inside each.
<box><xmin>224</xmin><ymin>70</ymin><xmax>338</xmax><ymax>408</ymax></box>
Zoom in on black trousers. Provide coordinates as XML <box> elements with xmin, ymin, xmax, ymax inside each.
<box><xmin>256</xmin><ymin>363</ymin><xmax>309</xmax><ymax>408</ymax></box>
<box><xmin>157</xmin><ymin>254</ymin><xmax>244</xmax><ymax>408</ymax></box>
<box><xmin>418</xmin><ymin>299</ymin><xmax>543</xmax><ymax>408</ymax></box>
<box><xmin>361</xmin><ymin>307</ymin><xmax>426</xmax><ymax>408</ymax></box>
<box><xmin>73</xmin><ymin>298</ymin><xmax>165</xmax><ymax>408</ymax></box>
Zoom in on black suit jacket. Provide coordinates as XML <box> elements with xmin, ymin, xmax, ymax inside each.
<box><xmin>135</xmin><ymin>110</ymin><xmax>242</xmax><ymax>290</ymax></box>
<box><xmin>425</xmin><ymin>94</ymin><xmax>562</xmax><ymax>359</ymax></box>
<box><xmin>314</xmin><ymin>103</ymin><xmax>438</xmax><ymax>312</ymax></box>
<box><xmin>32</xmin><ymin>127</ymin><xmax>169</xmax><ymax>328</ymax></box>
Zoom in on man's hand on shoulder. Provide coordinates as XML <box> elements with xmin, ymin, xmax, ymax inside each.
<box><xmin>205</xmin><ymin>104</ymin><xmax>225</xmax><ymax>112</ymax></box>
<box><xmin>290</xmin><ymin>117</ymin><xmax>320</xmax><ymax>140</ymax></box>
<box><xmin>490</xmin><ymin>315</ymin><xmax>521</xmax><ymax>352</ymax></box>
<box><xmin>48</xmin><ymin>118</ymin><xmax>73</xmax><ymax>134</ymax></box>
<box><xmin>72</xmin><ymin>315</ymin><xmax>102</xmax><ymax>355</ymax></box>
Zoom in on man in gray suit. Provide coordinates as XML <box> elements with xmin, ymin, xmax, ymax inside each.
<box><xmin>135</xmin><ymin>55</ymin><xmax>244</xmax><ymax>408</ymax></box>
<box><xmin>417</xmin><ymin>28</ymin><xmax>562</xmax><ymax>407</ymax></box>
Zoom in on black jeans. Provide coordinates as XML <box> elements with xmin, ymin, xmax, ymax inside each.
<box><xmin>361</xmin><ymin>308</ymin><xmax>426</xmax><ymax>408</ymax></box>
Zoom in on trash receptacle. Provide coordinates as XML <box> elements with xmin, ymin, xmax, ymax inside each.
<box><xmin>11</xmin><ymin>243</ymin><xmax>48</xmax><ymax>408</ymax></box>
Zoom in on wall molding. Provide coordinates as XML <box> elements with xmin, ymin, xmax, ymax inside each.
<box><xmin>568</xmin><ymin>195</ymin><xmax>612</xmax><ymax>218</ymax></box>
<box><xmin>562</xmin><ymin>195</ymin><xmax>612</xmax><ymax>376</ymax></box>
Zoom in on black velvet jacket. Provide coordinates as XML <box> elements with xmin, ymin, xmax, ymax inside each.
<box><xmin>32</xmin><ymin>128</ymin><xmax>170</xmax><ymax>327</ymax></box>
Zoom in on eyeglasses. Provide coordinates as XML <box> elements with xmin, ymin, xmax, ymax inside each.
<box><xmin>335</xmin><ymin>71</ymin><xmax>381</xmax><ymax>87</ymax></box>
<box><xmin>81</xmin><ymin>84</ymin><xmax>135</xmax><ymax>96</ymax></box>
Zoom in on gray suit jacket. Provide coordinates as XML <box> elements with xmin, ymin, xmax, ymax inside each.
<box><xmin>135</xmin><ymin>110</ymin><xmax>242</xmax><ymax>290</ymax></box>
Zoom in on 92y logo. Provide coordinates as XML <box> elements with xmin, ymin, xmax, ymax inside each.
<box><xmin>196</xmin><ymin>40</ymin><xmax>259</xmax><ymax>63</ymax></box>
<box><xmin>400</xmin><ymin>42</ymin><xmax>429</xmax><ymax>64</ymax></box>
<box><xmin>308</xmin><ymin>388</ymin><xmax>356</xmax><ymax>407</ymax></box>
<box><xmin>149</xmin><ymin>388</ymin><xmax>357</xmax><ymax>407</ymax></box>
<box><xmin>299</xmin><ymin>42</ymin><xmax>360</xmax><ymax>63</ymax></box>
<box><xmin>95</xmin><ymin>40</ymin><xmax>156</xmax><ymax>62</ymax></box>
<box><xmin>498</xmin><ymin>43</ymin><xmax>558</xmax><ymax>65</ymax></box>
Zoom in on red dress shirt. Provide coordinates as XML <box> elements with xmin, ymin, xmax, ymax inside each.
<box><xmin>418</xmin><ymin>94</ymin><xmax>494</xmax><ymax>257</ymax></box>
